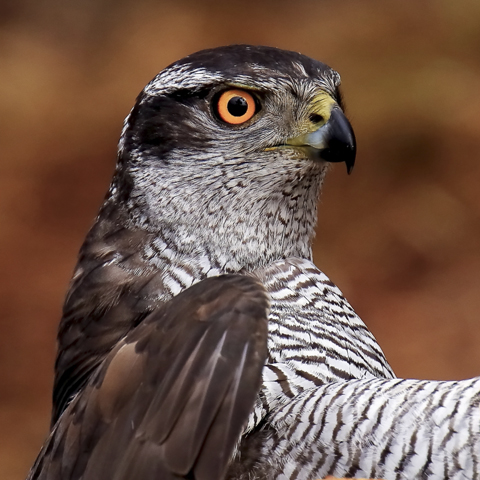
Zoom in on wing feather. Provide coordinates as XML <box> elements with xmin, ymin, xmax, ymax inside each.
<box><xmin>29</xmin><ymin>274</ymin><xmax>269</xmax><ymax>480</ymax></box>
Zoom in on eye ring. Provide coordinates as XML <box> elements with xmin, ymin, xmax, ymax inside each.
<box><xmin>216</xmin><ymin>89</ymin><xmax>257</xmax><ymax>125</ymax></box>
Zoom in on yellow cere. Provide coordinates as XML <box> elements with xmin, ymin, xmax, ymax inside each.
<box><xmin>308</xmin><ymin>92</ymin><xmax>337</xmax><ymax>128</ymax></box>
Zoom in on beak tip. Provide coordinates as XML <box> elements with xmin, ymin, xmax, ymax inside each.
<box><xmin>318</xmin><ymin>108</ymin><xmax>356</xmax><ymax>175</ymax></box>
<box><xmin>319</xmin><ymin>143</ymin><xmax>356</xmax><ymax>173</ymax></box>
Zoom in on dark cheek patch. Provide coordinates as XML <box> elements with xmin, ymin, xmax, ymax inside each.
<box><xmin>124</xmin><ymin>94</ymin><xmax>210</xmax><ymax>159</ymax></box>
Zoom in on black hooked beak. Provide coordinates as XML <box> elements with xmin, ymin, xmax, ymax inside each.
<box><xmin>286</xmin><ymin>108</ymin><xmax>356</xmax><ymax>174</ymax></box>
<box><xmin>318</xmin><ymin>109</ymin><xmax>356</xmax><ymax>174</ymax></box>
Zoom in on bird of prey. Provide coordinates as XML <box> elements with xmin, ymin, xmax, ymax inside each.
<box><xmin>28</xmin><ymin>45</ymin><xmax>480</xmax><ymax>480</ymax></box>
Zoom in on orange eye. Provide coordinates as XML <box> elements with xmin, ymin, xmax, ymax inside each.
<box><xmin>216</xmin><ymin>89</ymin><xmax>256</xmax><ymax>125</ymax></box>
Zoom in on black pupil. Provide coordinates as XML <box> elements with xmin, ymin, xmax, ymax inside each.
<box><xmin>227</xmin><ymin>96</ymin><xmax>248</xmax><ymax>117</ymax></box>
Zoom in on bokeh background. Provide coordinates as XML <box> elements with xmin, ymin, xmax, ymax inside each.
<box><xmin>2</xmin><ymin>0</ymin><xmax>480</xmax><ymax>478</ymax></box>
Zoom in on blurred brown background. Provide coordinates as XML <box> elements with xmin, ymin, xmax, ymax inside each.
<box><xmin>2</xmin><ymin>0</ymin><xmax>480</xmax><ymax>478</ymax></box>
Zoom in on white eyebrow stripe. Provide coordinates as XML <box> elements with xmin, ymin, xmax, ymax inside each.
<box><xmin>143</xmin><ymin>65</ymin><xmax>225</xmax><ymax>96</ymax></box>
<box><xmin>141</xmin><ymin>61</ymin><xmax>341</xmax><ymax>100</ymax></box>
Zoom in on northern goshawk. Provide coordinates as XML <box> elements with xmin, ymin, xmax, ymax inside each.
<box><xmin>28</xmin><ymin>45</ymin><xmax>480</xmax><ymax>480</ymax></box>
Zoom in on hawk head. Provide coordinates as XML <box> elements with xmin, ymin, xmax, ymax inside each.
<box><xmin>106</xmin><ymin>45</ymin><xmax>355</xmax><ymax>270</ymax></box>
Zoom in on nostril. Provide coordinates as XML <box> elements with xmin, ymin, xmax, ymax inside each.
<box><xmin>309</xmin><ymin>113</ymin><xmax>324</xmax><ymax>124</ymax></box>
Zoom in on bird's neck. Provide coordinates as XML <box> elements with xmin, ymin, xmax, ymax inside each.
<box><xmin>138</xmin><ymin>213</ymin><xmax>316</xmax><ymax>275</ymax></box>
<box><xmin>90</xmin><ymin>155</ymin><xmax>326</xmax><ymax>279</ymax></box>
<box><xmin>124</xmin><ymin>188</ymin><xmax>322</xmax><ymax>274</ymax></box>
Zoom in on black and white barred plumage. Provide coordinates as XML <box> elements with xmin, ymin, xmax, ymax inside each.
<box><xmin>28</xmin><ymin>45</ymin><xmax>480</xmax><ymax>480</ymax></box>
